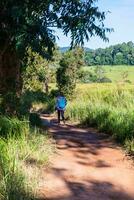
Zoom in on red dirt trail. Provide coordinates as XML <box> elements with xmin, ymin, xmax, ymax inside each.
<box><xmin>39</xmin><ymin>115</ymin><xmax>134</xmax><ymax>200</ymax></box>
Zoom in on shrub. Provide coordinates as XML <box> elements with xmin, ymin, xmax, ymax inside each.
<box><xmin>78</xmin><ymin>69</ymin><xmax>98</xmax><ymax>83</ymax></box>
<box><xmin>99</xmin><ymin>77</ymin><xmax>112</xmax><ymax>83</ymax></box>
<box><xmin>19</xmin><ymin>90</ymin><xmax>48</xmax><ymax>116</ymax></box>
<box><xmin>0</xmin><ymin>92</ymin><xmax>20</xmax><ymax>115</ymax></box>
<box><xmin>29</xmin><ymin>113</ymin><xmax>42</xmax><ymax>127</ymax></box>
<box><xmin>124</xmin><ymin>79</ymin><xmax>131</xmax><ymax>84</ymax></box>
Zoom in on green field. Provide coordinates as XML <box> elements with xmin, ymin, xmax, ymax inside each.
<box><xmin>83</xmin><ymin>65</ymin><xmax>134</xmax><ymax>83</ymax></box>
<box><xmin>66</xmin><ymin>83</ymin><xmax>134</xmax><ymax>154</ymax></box>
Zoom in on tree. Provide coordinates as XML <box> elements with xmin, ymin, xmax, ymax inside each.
<box><xmin>22</xmin><ymin>48</ymin><xmax>49</xmax><ymax>92</ymax></box>
<box><xmin>0</xmin><ymin>0</ymin><xmax>112</xmax><ymax>113</ymax></box>
<box><xmin>56</xmin><ymin>48</ymin><xmax>84</xmax><ymax>97</ymax></box>
<box><xmin>22</xmin><ymin>47</ymin><xmax>61</xmax><ymax>94</ymax></box>
<box><xmin>114</xmin><ymin>52</ymin><xmax>124</xmax><ymax>65</ymax></box>
<box><xmin>85</xmin><ymin>42</ymin><xmax>134</xmax><ymax>66</ymax></box>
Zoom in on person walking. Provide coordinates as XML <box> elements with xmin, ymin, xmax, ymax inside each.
<box><xmin>55</xmin><ymin>92</ymin><xmax>67</xmax><ymax>124</ymax></box>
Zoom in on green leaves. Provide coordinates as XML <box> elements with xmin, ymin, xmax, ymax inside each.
<box><xmin>56</xmin><ymin>47</ymin><xmax>84</xmax><ymax>97</ymax></box>
<box><xmin>0</xmin><ymin>0</ymin><xmax>112</xmax><ymax>108</ymax></box>
<box><xmin>22</xmin><ymin>48</ymin><xmax>49</xmax><ymax>91</ymax></box>
<box><xmin>85</xmin><ymin>42</ymin><xmax>134</xmax><ymax>65</ymax></box>
<box><xmin>0</xmin><ymin>0</ymin><xmax>112</xmax><ymax>57</ymax></box>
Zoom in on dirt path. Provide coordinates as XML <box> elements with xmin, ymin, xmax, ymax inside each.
<box><xmin>39</xmin><ymin>115</ymin><xmax>134</xmax><ymax>200</ymax></box>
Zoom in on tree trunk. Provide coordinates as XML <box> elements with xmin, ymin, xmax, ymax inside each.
<box><xmin>45</xmin><ymin>80</ymin><xmax>49</xmax><ymax>94</ymax></box>
<box><xmin>44</xmin><ymin>76</ymin><xmax>49</xmax><ymax>94</ymax></box>
<box><xmin>0</xmin><ymin>45</ymin><xmax>22</xmax><ymax>115</ymax></box>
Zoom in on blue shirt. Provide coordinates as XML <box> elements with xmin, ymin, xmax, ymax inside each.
<box><xmin>56</xmin><ymin>96</ymin><xmax>67</xmax><ymax>110</ymax></box>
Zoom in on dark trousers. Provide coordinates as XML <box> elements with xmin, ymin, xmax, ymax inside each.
<box><xmin>57</xmin><ymin>109</ymin><xmax>65</xmax><ymax>123</ymax></box>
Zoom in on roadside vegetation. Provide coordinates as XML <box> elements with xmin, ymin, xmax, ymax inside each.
<box><xmin>66</xmin><ymin>83</ymin><xmax>134</xmax><ymax>155</ymax></box>
<box><xmin>0</xmin><ymin>116</ymin><xmax>55</xmax><ymax>200</ymax></box>
<box><xmin>82</xmin><ymin>65</ymin><xmax>134</xmax><ymax>83</ymax></box>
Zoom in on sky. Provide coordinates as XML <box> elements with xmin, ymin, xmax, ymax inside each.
<box><xmin>54</xmin><ymin>0</ymin><xmax>134</xmax><ymax>49</ymax></box>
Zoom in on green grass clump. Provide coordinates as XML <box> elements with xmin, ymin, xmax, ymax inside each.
<box><xmin>0</xmin><ymin>116</ymin><xmax>28</xmax><ymax>138</ymax></box>
<box><xmin>0</xmin><ymin>117</ymin><xmax>55</xmax><ymax>200</ymax></box>
<box><xmin>125</xmin><ymin>139</ymin><xmax>134</xmax><ymax>155</ymax></box>
<box><xmin>66</xmin><ymin>83</ymin><xmax>134</xmax><ymax>154</ymax></box>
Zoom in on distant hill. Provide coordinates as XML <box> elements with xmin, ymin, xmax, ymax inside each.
<box><xmin>60</xmin><ymin>46</ymin><xmax>92</xmax><ymax>53</ymax></box>
<box><xmin>60</xmin><ymin>47</ymin><xmax>70</xmax><ymax>53</ymax></box>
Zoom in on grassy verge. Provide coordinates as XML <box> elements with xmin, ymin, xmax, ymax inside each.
<box><xmin>83</xmin><ymin>65</ymin><xmax>134</xmax><ymax>83</ymax></box>
<box><xmin>66</xmin><ymin>83</ymin><xmax>134</xmax><ymax>155</ymax></box>
<box><xmin>0</xmin><ymin>116</ymin><xmax>55</xmax><ymax>200</ymax></box>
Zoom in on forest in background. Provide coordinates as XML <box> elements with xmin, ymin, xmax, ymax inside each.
<box><xmin>84</xmin><ymin>41</ymin><xmax>134</xmax><ymax>65</ymax></box>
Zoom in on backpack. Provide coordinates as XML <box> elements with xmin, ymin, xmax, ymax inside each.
<box><xmin>57</xmin><ymin>96</ymin><xmax>67</xmax><ymax>110</ymax></box>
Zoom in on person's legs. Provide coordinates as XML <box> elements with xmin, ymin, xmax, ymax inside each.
<box><xmin>57</xmin><ymin>109</ymin><xmax>60</xmax><ymax>124</ymax></box>
<box><xmin>61</xmin><ymin>110</ymin><xmax>65</xmax><ymax>123</ymax></box>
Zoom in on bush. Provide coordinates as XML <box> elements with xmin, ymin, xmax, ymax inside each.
<box><xmin>19</xmin><ymin>90</ymin><xmax>48</xmax><ymax>116</ymax></box>
<box><xmin>0</xmin><ymin>92</ymin><xmax>20</xmax><ymax>115</ymax></box>
<box><xmin>29</xmin><ymin>113</ymin><xmax>42</xmax><ymax>127</ymax></box>
<box><xmin>99</xmin><ymin>77</ymin><xmax>112</xmax><ymax>83</ymax></box>
<box><xmin>78</xmin><ymin>70</ymin><xmax>98</xmax><ymax>83</ymax></box>
<box><xmin>124</xmin><ymin>79</ymin><xmax>131</xmax><ymax>84</ymax></box>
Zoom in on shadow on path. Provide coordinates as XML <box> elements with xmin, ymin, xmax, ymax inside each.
<box><xmin>39</xmin><ymin>114</ymin><xmax>134</xmax><ymax>200</ymax></box>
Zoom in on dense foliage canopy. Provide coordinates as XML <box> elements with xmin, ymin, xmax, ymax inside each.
<box><xmin>56</xmin><ymin>47</ymin><xmax>84</xmax><ymax>97</ymax></box>
<box><xmin>0</xmin><ymin>0</ymin><xmax>111</xmax><ymax>113</ymax></box>
<box><xmin>0</xmin><ymin>0</ymin><xmax>111</xmax><ymax>57</ymax></box>
<box><xmin>85</xmin><ymin>41</ymin><xmax>134</xmax><ymax>65</ymax></box>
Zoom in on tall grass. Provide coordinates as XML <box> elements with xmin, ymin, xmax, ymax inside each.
<box><xmin>0</xmin><ymin>116</ymin><xmax>55</xmax><ymax>200</ymax></box>
<box><xmin>0</xmin><ymin>116</ymin><xmax>28</xmax><ymax>138</ymax></box>
<box><xmin>66</xmin><ymin>83</ymin><xmax>134</xmax><ymax>154</ymax></box>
